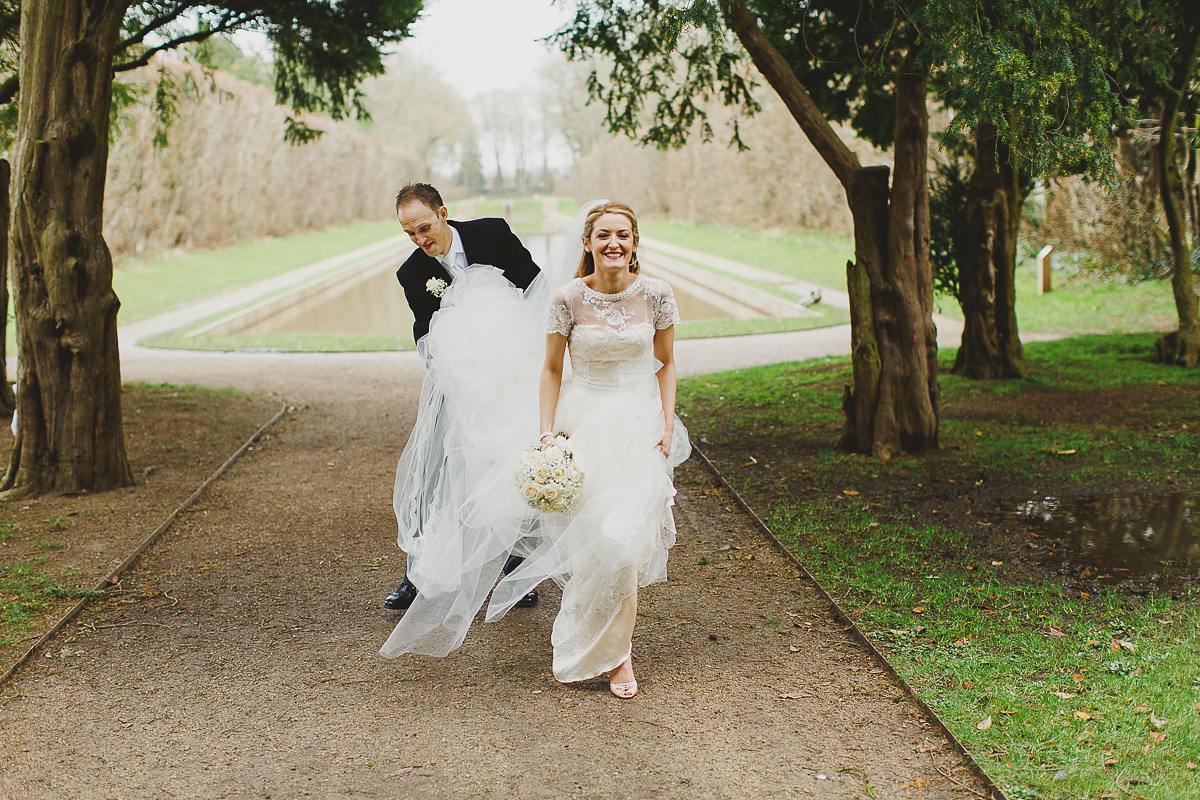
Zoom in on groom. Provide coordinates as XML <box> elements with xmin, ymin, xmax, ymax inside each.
<box><xmin>384</xmin><ymin>182</ymin><xmax>541</xmax><ymax>611</ymax></box>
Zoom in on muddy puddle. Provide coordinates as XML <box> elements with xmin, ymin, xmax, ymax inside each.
<box><xmin>1000</xmin><ymin>493</ymin><xmax>1199</xmax><ymax>592</ymax></box>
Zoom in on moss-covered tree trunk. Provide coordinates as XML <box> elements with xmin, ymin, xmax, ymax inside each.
<box><xmin>1153</xmin><ymin>13</ymin><xmax>1200</xmax><ymax>368</ymax></box>
<box><xmin>3</xmin><ymin>0</ymin><xmax>134</xmax><ymax>497</ymax></box>
<box><xmin>728</xmin><ymin>3</ymin><xmax>938</xmax><ymax>458</ymax></box>
<box><xmin>0</xmin><ymin>159</ymin><xmax>16</xmax><ymax>417</ymax></box>
<box><xmin>953</xmin><ymin>124</ymin><xmax>1026</xmax><ymax>379</ymax></box>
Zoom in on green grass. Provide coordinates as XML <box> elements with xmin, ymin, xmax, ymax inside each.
<box><xmin>112</xmin><ymin>219</ymin><xmax>401</xmax><ymax>324</ymax></box>
<box><xmin>642</xmin><ymin>219</ymin><xmax>854</xmax><ymax>290</ymax></box>
<box><xmin>0</xmin><ymin>559</ymin><xmax>100</xmax><ymax>647</ymax></box>
<box><xmin>676</xmin><ymin>306</ymin><xmax>850</xmax><ymax>340</ymax></box>
<box><xmin>645</xmin><ymin>218</ymin><xmax>1184</xmax><ymax>337</ymax></box>
<box><xmin>140</xmin><ymin>331</ymin><xmax>415</xmax><ymax>352</ymax></box>
<box><xmin>451</xmin><ymin>195</ymin><xmax>570</xmax><ymax>238</ymax></box>
<box><xmin>1005</xmin><ymin>274</ymin><xmax>1179</xmax><ymax>335</ymax></box>
<box><xmin>678</xmin><ymin>333</ymin><xmax>1200</xmax><ymax>800</ymax></box>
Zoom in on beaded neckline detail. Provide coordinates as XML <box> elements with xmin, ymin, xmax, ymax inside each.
<box><xmin>577</xmin><ymin>275</ymin><xmax>642</xmax><ymax>302</ymax></box>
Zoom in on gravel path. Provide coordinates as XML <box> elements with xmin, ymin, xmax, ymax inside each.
<box><xmin>0</xmin><ymin>261</ymin><xmax>998</xmax><ymax>798</ymax></box>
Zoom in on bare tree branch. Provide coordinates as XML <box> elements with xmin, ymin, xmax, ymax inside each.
<box><xmin>115</xmin><ymin>3</ymin><xmax>192</xmax><ymax>54</ymax></box>
<box><xmin>113</xmin><ymin>10</ymin><xmax>258</xmax><ymax>74</ymax></box>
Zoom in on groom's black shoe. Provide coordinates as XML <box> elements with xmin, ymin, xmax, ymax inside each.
<box><xmin>383</xmin><ymin>577</ymin><xmax>418</xmax><ymax>611</ymax></box>
<box><xmin>503</xmin><ymin>554</ymin><xmax>539</xmax><ymax>608</ymax></box>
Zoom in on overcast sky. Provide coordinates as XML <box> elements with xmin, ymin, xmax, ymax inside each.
<box><xmin>398</xmin><ymin>0</ymin><xmax>574</xmax><ymax>99</ymax></box>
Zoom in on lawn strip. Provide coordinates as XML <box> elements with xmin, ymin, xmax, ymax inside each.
<box><xmin>678</xmin><ymin>332</ymin><xmax>1200</xmax><ymax>800</ymax></box>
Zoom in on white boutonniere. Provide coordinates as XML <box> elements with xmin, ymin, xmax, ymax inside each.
<box><xmin>426</xmin><ymin>277</ymin><xmax>448</xmax><ymax>297</ymax></box>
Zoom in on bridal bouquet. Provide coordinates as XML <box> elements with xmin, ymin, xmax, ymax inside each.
<box><xmin>515</xmin><ymin>435</ymin><xmax>584</xmax><ymax>513</ymax></box>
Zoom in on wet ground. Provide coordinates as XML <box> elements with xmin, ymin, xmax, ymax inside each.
<box><xmin>1000</xmin><ymin>492</ymin><xmax>1199</xmax><ymax>592</ymax></box>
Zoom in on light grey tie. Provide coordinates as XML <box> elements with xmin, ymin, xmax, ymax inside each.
<box><xmin>443</xmin><ymin>251</ymin><xmax>464</xmax><ymax>279</ymax></box>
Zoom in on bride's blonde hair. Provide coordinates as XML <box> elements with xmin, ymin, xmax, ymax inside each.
<box><xmin>575</xmin><ymin>202</ymin><xmax>640</xmax><ymax>278</ymax></box>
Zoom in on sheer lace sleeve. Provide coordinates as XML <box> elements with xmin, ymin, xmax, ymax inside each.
<box><xmin>650</xmin><ymin>279</ymin><xmax>681</xmax><ymax>330</ymax></box>
<box><xmin>545</xmin><ymin>287</ymin><xmax>574</xmax><ymax>336</ymax></box>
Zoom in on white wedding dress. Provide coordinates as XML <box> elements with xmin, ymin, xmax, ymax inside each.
<box><xmin>380</xmin><ymin>205</ymin><xmax>689</xmax><ymax>678</ymax></box>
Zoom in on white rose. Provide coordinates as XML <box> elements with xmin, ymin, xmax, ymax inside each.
<box><xmin>542</xmin><ymin>484</ymin><xmax>560</xmax><ymax>501</ymax></box>
<box><xmin>544</xmin><ymin>447</ymin><xmax>564</xmax><ymax>465</ymax></box>
<box><xmin>551</xmin><ymin>496</ymin><xmax>570</xmax><ymax>512</ymax></box>
<box><xmin>521</xmin><ymin>485</ymin><xmax>540</xmax><ymax>502</ymax></box>
<box><xmin>551</xmin><ymin>465</ymin><xmax>566</xmax><ymax>479</ymax></box>
<box><xmin>533</xmin><ymin>466</ymin><xmax>549</xmax><ymax>482</ymax></box>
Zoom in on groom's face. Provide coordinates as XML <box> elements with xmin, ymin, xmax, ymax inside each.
<box><xmin>399</xmin><ymin>201</ymin><xmax>453</xmax><ymax>258</ymax></box>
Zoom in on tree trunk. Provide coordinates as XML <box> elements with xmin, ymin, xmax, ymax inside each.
<box><xmin>0</xmin><ymin>159</ymin><xmax>15</xmax><ymax>417</ymax></box>
<box><xmin>3</xmin><ymin>0</ymin><xmax>134</xmax><ymax>497</ymax></box>
<box><xmin>1153</xmin><ymin>12</ymin><xmax>1200</xmax><ymax>368</ymax></box>
<box><xmin>952</xmin><ymin>124</ymin><xmax>1027</xmax><ymax>378</ymax></box>
<box><xmin>727</xmin><ymin>3</ymin><xmax>939</xmax><ymax>458</ymax></box>
<box><xmin>859</xmin><ymin>58</ymin><xmax>938</xmax><ymax>457</ymax></box>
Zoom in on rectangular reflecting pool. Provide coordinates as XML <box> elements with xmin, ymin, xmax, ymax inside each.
<box><xmin>224</xmin><ymin>235</ymin><xmax>738</xmax><ymax>338</ymax></box>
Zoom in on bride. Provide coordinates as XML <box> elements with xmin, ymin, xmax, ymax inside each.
<box><xmin>381</xmin><ymin>201</ymin><xmax>689</xmax><ymax>698</ymax></box>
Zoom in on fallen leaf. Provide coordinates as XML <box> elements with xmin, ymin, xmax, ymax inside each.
<box><xmin>953</xmin><ymin>637</ymin><xmax>970</xmax><ymax>647</ymax></box>
<box><xmin>1104</xmin><ymin>757</ymin><xmax>1118</xmax><ymax>766</ymax></box>
<box><xmin>1085</xmin><ymin>639</ymin><xmax>1102</xmax><ymax>647</ymax></box>
<box><xmin>1052</xmin><ymin>691</ymin><xmax>1077</xmax><ymax>699</ymax></box>
<box><xmin>1187</xmin><ymin>761</ymin><xmax>1196</xmax><ymax>770</ymax></box>
<box><xmin>996</xmin><ymin>710</ymin><xmax>1017</xmax><ymax>716</ymax></box>
<box><xmin>779</xmin><ymin>692</ymin><xmax>815</xmax><ymax>700</ymax></box>
<box><xmin>1118</xmin><ymin>640</ymin><xmax>1136</xmax><ymax>652</ymax></box>
<box><xmin>1135</xmin><ymin>705</ymin><xmax>1151</xmax><ymax>713</ymax></box>
<box><xmin>842</xmin><ymin>489</ymin><xmax>859</xmax><ymax>495</ymax></box>
<box><xmin>914</xmin><ymin>778</ymin><xmax>928</xmax><ymax>788</ymax></box>
<box><xmin>742</xmin><ymin>456</ymin><xmax>758</xmax><ymax>466</ymax></box>
<box><xmin>890</xmin><ymin>629</ymin><xmax>909</xmax><ymax>636</ymax></box>
<box><xmin>962</xmin><ymin>681</ymin><xmax>976</xmax><ymax>689</ymax></box>
<box><xmin>1072</xmin><ymin>673</ymin><xmax>1084</xmax><ymax>683</ymax></box>
<box><xmin>991</xmin><ymin>560</ymin><xmax>1004</xmax><ymax>566</ymax></box>
<box><xmin>912</xmin><ymin>606</ymin><xmax>926</xmax><ymax>614</ymax></box>
<box><xmin>1149</xmin><ymin>713</ymin><xmax>1167</xmax><ymax>729</ymax></box>
<box><xmin>976</xmin><ymin>716</ymin><xmax>992</xmax><ymax>730</ymax></box>
<box><xmin>1110</xmin><ymin>640</ymin><xmax>1121</xmax><ymax>653</ymax></box>
<box><xmin>1074</xmin><ymin>711</ymin><xmax>1093</xmax><ymax>721</ymax></box>
<box><xmin>1056</xmin><ymin>449</ymin><xmax>1077</xmax><ymax>455</ymax></box>
<box><xmin>1149</xmin><ymin>731</ymin><xmax>1166</xmax><ymax>744</ymax></box>
<box><xmin>789</xmin><ymin>646</ymin><xmax>800</xmax><ymax>653</ymax></box>
<box><xmin>1049</xmin><ymin>627</ymin><xmax>1066</xmax><ymax>637</ymax></box>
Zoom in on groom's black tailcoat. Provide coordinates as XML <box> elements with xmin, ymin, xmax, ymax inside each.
<box><xmin>396</xmin><ymin>217</ymin><xmax>541</xmax><ymax>342</ymax></box>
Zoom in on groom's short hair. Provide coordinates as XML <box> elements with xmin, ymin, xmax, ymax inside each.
<box><xmin>396</xmin><ymin>183</ymin><xmax>444</xmax><ymax>215</ymax></box>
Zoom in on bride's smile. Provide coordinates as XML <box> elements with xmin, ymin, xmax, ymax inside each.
<box><xmin>583</xmin><ymin>211</ymin><xmax>638</xmax><ymax>292</ymax></box>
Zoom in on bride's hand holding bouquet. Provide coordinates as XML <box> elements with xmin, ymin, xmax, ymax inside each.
<box><xmin>515</xmin><ymin>433</ymin><xmax>584</xmax><ymax>513</ymax></box>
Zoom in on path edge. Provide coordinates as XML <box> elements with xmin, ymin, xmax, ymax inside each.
<box><xmin>690</xmin><ymin>442</ymin><xmax>1010</xmax><ymax>800</ymax></box>
<box><xmin>0</xmin><ymin>400</ymin><xmax>290</xmax><ymax>692</ymax></box>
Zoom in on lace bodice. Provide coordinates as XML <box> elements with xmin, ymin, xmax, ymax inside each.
<box><xmin>545</xmin><ymin>276</ymin><xmax>680</xmax><ymax>387</ymax></box>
